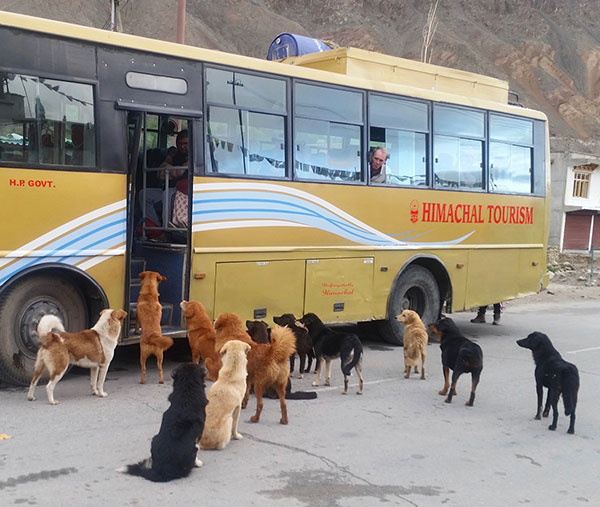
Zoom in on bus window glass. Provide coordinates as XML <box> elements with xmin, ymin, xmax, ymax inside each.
<box><xmin>434</xmin><ymin>135</ymin><xmax>483</xmax><ymax>189</ymax></box>
<box><xmin>490</xmin><ymin>114</ymin><xmax>533</xmax><ymax>144</ymax></box>
<box><xmin>295</xmin><ymin>83</ymin><xmax>362</xmax><ymax>123</ymax></box>
<box><xmin>295</xmin><ymin>118</ymin><xmax>361</xmax><ymax>181</ymax></box>
<box><xmin>434</xmin><ymin>105</ymin><xmax>484</xmax><ymax>138</ymax></box>
<box><xmin>490</xmin><ymin>142</ymin><xmax>532</xmax><ymax>193</ymax></box>
<box><xmin>206</xmin><ymin>68</ymin><xmax>286</xmax><ymax>113</ymax></box>
<box><xmin>370</xmin><ymin>95</ymin><xmax>428</xmax><ymax>132</ymax></box>
<box><xmin>206</xmin><ymin>106</ymin><xmax>285</xmax><ymax>177</ymax></box>
<box><xmin>0</xmin><ymin>73</ymin><xmax>95</xmax><ymax>166</ymax></box>
<box><xmin>369</xmin><ymin>95</ymin><xmax>428</xmax><ymax>185</ymax></box>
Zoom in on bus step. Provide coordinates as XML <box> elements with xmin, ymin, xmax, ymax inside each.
<box><xmin>128</xmin><ymin>302</ymin><xmax>174</xmax><ymax>328</ymax></box>
<box><xmin>121</xmin><ymin>325</ymin><xmax>187</xmax><ymax>345</ymax></box>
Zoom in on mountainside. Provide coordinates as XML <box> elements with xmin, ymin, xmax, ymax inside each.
<box><xmin>2</xmin><ymin>0</ymin><xmax>600</xmax><ymax>148</ymax></box>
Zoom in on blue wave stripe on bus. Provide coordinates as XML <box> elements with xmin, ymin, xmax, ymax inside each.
<box><xmin>0</xmin><ymin>213</ymin><xmax>126</xmax><ymax>284</ymax></box>
<box><xmin>191</xmin><ymin>192</ymin><xmax>396</xmax><ymax>245</ymax></box>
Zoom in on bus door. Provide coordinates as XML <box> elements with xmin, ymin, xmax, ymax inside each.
<box><xmin>124</xmin><ymin>110</ymin><xmax>198</xmax><ymax>343</ymax></box>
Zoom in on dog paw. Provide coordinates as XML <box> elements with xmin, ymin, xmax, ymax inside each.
<box><xmin>250</xmin><ymin>415</ymin><xmax>259</xmax><ymax>423</ymax></box>
<box><xmin>27</xmin><ymin>396</ymin><xmax>35</xmax><ymax>401</ymax></box>
<box><xmin>324</xmin><ymin>380</ymin><xmax>331</xmax><ymax>386</ymax></box>
<box><xmin>50</xmin><ymin>400</ymin><xmax>59</xmax><ymax>405</ymax></box>
<box><xmin>534</xmin><ymin>415</ymin><xmax>541</xmax><ymax>420</ymax></box>
<box><xmin>341</xmin><ymin>391</ymin><xmax>348</xmax><ymax>395</ymax></box>
<box><xmin>444</xmin><ymin>398</ymin><xmax>452</xmax><ymax>404</ymax></box>
<box><xmin>296</xmin><ymin>374</ymin><xmax>304</xmax><ymax>379</ymax></box>
<box><xmin>232</xmin><ymin>433</ymin><xmax>243</xmax><ymax>440</ymax></box>
<box><xmin>439</xmin><ymin>390</ymin><xmax>448</xmax><ymax>396</ymax></box>
<box><xmin>279</xmin><ymin>418</ymin><xmax>288</xmax><ymax>425</ymax></box>
<box><xmin>465</xmin><ymin>401</ymin><xmax>474</xmax><ymax>407</ymax></box>
<box><xmin>542</xmin><ymin>411</ymin><xmax>549</xmax><ymax>418</ymax></box>
<box><xmin>311</xmin><ymin>381</ymin><xmax>319</xmax><ymax>387</ymax></box>
<box><xmin>98</xmin><ymin>391</ymin><xmax>108</xmax><ymax>398</ymax></box>
<box><xmin>356</xmin><ymin>391</ymin><xmax>363</xmax><ymax>395</ymax></box>
<box><xmin>567</xmin><ymin>428</ymin><xmax>575</xmax><ymax>435</ymax></box>
<box><xmin>548</xmin><ymin>425</ymin><xmax>556</xmax><ymax>431</ymax></box>
<box><xmin>195</xmin><ymin>458</ymin><xmax>203</xmax><ymax>468</ymax></box>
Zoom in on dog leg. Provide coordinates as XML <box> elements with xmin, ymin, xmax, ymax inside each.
<box><xmin>542</xmin><ymin>389</ymin><xmax>551</xmax><ymax>418</ymax></box>
<box><xmin>355</xmin><ymin>361</ymin><xmax>364</xmax><ymax>394</ymax></box>
<box><xmin>45</xmin><ymin>367</ymin><xmax>68</xmax><ymax>405</ymax></box>
<box><xmin>90</xmin><ymin>366</ymin><xmax>100</xmax><ymax>396</ymax></box>
<box><xmin>445</xmin><ymin>370</ymin><xmax>462</xmax><ymax>404</ymax></box>
<box><xmin>156</xmin><ymin>350</ymin><xmax>165</xmax><ymax>384</ymax></box>
<box><xmin>534</xmin><ymin>382</ymin><xmax>544</xmax><ymax>419</ymax></box>
<box><xmin>289</xmin><ymin>354</ymin><xmax>295</xmax><ymax>376</ymax></box>
<box><xmin>27</xmin><ymin>356</ymin><xmax>46</xmax><ymax>401</ymax></box>
<box><xmin>139</xmin><ymin>349</ymin><xmax>149</xmax><ymax>384</ymax></box>
<box><xmin>439</xmin><ymin>366</ymin><xmax>450</xmax><ymax>395</ymax></box>
<box><xmin>325</xmin><ymin>359</ymin><xmax>332</xmax><ymax>386</ymax></box>
<box><xmin>466</xmin><ymin>371</ymin><xmax>480</xmax><ymax>407</ymax></box>
<box><xmin>95</xmin><ymin>364</ymin><xmax>110</xmax><ymax>397</ymax></box>
<box><xmin>231</xmin><ymin>404</ymin><xmax>243</xmax><ymax>439</ymax></box>
<box><xmin>567</xmin><ymin>412</ymin><xmax>576</xmax><ymax>435</ymax></box>
<box><xmin>420</xmin><ymin>351</ymin><xmax>426</xmax><ymax>380</ymax></box>
<box><xmin>297</xmin><ymin>352</ymin><xmax>305</xmax><ymax>379</ymax></box>
<box><xmin>404</xmin><ymin>363</ymin><xmax>411</xmax><ymax>379</ymax></box>
<box><xmin>548</xmin><ymin>389</ymin><xmax>559</xmax><ymax>431</ymax></box>
<box><xmin>242</xmin><ymin>380</ymin><xmax>251</xmax><ymax>409</ymax></box>
<box><xmin>275</xmin><ymin>383</ymin><xmax>288</xmax><ymax>424</ymax></box>
<box><xmin>312</xmin><ymin>358</ymin><xmax>323</xmax><ymax>386</ymax></box>
<box><xmin>250</xmin><ymin>385</ymin><xmax>264</xmax><ymax>423</ymax></box>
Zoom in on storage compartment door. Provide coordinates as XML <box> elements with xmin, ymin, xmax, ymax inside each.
<box><xmin>215</xmin><ymin>260</ymin><xmax>305</xmax><ymax>322</ymax></box>
<box><xmin>304</xmin><ymin>258</ymin><xmax>374</xmax><ymax>322</ymax></box>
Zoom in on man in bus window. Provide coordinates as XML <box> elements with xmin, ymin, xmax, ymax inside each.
<box><xmin>370</xmin><ymin>146</ymin><xmax>388</xmax><ymax>183</ymax></box>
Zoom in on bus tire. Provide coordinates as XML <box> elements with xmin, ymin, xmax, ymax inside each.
<box><xmin>0</xmin><ymin>275</ymin><xmax>87</xmax><ymax>386</ymax></box>
<box><xmin>377</xmin><ymin>265</ymin><xmax>441</xmax><ymax>346</ymax></box>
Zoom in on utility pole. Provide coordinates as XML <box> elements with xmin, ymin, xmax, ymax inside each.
<box><xmin>176</xmin><ymin>0</ymin><xmax>186</xmax><ymax>44</ymax></box>
<box><xmin>110</xmin><ymin>0</ymin><xmax>122</xmax><ymax>32</ymax></box>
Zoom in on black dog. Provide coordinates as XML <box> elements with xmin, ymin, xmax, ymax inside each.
<box><xmin>429</xmin><ymin>317</ymin><xmax>483</xmax><ymax>406</ymax></box>
<box><xmin>245</xmin><ymin>320</ymin><xmax>317</xmax><ymax>401</ymax></box>
<box><xmin>517</xmin><ymin>332</ymin><xmax>579</xmax><ymax>434</ymax></box>
<box><xmin>273</xmin><ymin>313</ymin><xmax>316</xmax><ymax>377</ymax></box>
<box><xmin>299</xmin><ymin>312</ymin><xmax>364</xmax><ymax>395</ymax></box>
<box><xmin>120</xmin><ymin>363</ymin><xmax>207</xmax><ymax>481</ymax></box>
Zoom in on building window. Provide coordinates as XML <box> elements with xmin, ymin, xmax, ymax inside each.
<box><xmin>573</xmin><ymin>170</ymin><xmax>591</xmax><ymax>198</ymax></box>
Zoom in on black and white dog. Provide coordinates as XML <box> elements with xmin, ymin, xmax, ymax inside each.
<box><xmin>299</xmin><ymin>313</ymin><xmax>363</xmax><ymax>395</ymax></box>
<box><xmin>120</xmin><ymin>362</ymin><xmax>208</xmax><ymax>481</ymax></box>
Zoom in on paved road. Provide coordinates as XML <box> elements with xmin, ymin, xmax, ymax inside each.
<box><xmin>1</xmin><ymin>297</ymin><xmax>599</xmax><ymax>506</ymax></box>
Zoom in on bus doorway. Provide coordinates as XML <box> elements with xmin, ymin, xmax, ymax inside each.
<box><xmin>125</xmin><ymin>111</ymin><xmax>194</xmax><ymax>344</ymax></box>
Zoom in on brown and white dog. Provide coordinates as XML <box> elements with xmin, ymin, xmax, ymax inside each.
<box><xmin>396</xmin><ymin>309</ymin><xmax>428</xmax><ymax>379</ymax></box>
<box><xmin>27</xmin><ymin>309</ymin><xmax>127</xmax><ymax>405</ymax></box>
<box><xmin>136</xmin><ymin>271</ymin><xmax>174</xmax><ymax>384</ymax></box>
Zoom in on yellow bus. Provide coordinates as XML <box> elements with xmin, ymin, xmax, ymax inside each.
<box><xmin>0</xmin><ymin>13</ymin><xmax>549</xmax><ymax>385</ymax></box>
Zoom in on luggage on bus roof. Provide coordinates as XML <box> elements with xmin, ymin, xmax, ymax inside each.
<box><xmin>267</xmin><ymin>33</ymin><xmax>332</xmax><ymax>60</ymax></box>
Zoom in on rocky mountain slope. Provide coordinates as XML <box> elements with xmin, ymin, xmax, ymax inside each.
<box><xmin>1</xmin><ymin>0</ymin><xmax>599</xmax><ymax>148</ymax></box>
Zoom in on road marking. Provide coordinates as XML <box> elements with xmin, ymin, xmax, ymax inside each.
<box><xmin>567</xmin><ymin>346</ymin><xmax>600</xmax><ymax>354</ymax></box>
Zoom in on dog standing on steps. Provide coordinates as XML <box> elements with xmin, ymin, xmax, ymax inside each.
<box><xmin>120</xmin><ymin>362</ymin><xmax>207</xmax><ymax>481</ymax></box>
<box><xmin>136</xmin><ymin>271</ymin><xmax>173</xmax><ymax>383</ymax></box>
<box><xmin>429</xmin><ymin>317</ymin><xmax>483</xmax><ymax>406</ymax></box>
<box><xmin>517</xmin><ymin>331</ymin><xmax>579</xmax><ymax>434</ymax></box>
<box><xmin>396</xmin><ymin>309</ymin><xmax>428</xmax><ymax>380</ymax></box>
<box><xmin>27</xmin><ymin>309</ymin><xmax>127</xmax><ymax>405</ymax></box>
<box><xmin>299</xmin><ymin>312</ymin><xmax>364</xmax><ymax>395</ymax></box>
<box><xmin>181</xmin><ymin>300</ymin><xmax>220</xmax><ymax>381</ymax></box>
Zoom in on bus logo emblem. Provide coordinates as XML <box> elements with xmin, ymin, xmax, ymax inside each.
<box><xmin>410</xmin><ymin>200</ymin><xmax>419</xmax><ymax>223</ymax></box>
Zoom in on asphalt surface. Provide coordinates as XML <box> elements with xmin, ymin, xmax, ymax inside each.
<box><xmin>1</xmin><ymin>295</ymin><xmax>599</xmax><ymax>506</ymax></box>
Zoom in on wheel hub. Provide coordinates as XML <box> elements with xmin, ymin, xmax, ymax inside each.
<box><xmin>18</xmin><ymin>300</ymin><xmax>63</xmax><ymax>356</ymax></box>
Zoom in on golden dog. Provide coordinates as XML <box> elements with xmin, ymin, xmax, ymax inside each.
<box><xmin>214</xmin><ymin>313</ymin><xmax>296</xmax><ymax>424</ymax></box>
<box><xmin>180</xmin><ymin>300</ymin><xmax>220</xmax><ymax>381</ymax></box>
<box><xmin>135</xmin><ymin>271</ymin><xmax>173</xmax><ymax>384</ymax></box>
<box><xmin>396</xmin><ymin>309</ymin><xmax>428</xmax><ymax>379</ymax></box>
<box><xmin>200</xmin><ymin>340</ymin><xmax>250</xmax><ymax>450</ymax></box>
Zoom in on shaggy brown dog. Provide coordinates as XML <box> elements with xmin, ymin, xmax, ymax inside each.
<box><xmin>214</xmin><ymin>313</ymin><xmax>296</xmax><ymax>424</ymax></box>
<box><xmin>181</xmin><ymin>300</ymin><xmax>220</xmax><ymax>381</ymax></box>
<box><xmin>27</xmin><ymin>309</ymin><xmax>127</xmax><ymax>405</ymax></box>
<box><xmin>396</xmin><ymin>310</ymin><xmax>428</xmax><ymax>379</ymax></box>
<box><xmin>200</xmin><ymin>340</ymin><xmax>250</xmax><ymax>450</ymax></box>
<box><xmin>135</xmin><ymin>271</ymin><xmax>174</xmax><ymax>384</ymax></box>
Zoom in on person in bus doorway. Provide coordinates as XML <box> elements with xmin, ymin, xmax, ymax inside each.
<box><xmin>471</xmin><ymin>303</ymin><xmax>502</xmax><ymax>325</ymax></box>
<box><xmin>369</xmin><ymin>146</ymin><xmax>389</xmax><ymax>183</ymax></box>
<box><xmin>140</xmin><ymin>130</ymin><xmax>189</xmax><ymax>239</ymax></box>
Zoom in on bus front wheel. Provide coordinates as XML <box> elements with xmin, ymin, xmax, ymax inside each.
<box><xmin>0</xmin><ymin>275</ymin><xmax>87</xmax><ymax>386</ymax></box>
<box><xmin>377</xmin><ymin>265</ymin><xmax>441</xmax><ymax>346</ymax></box>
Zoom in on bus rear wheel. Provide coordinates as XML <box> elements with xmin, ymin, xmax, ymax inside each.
<box><xmin>377</xmin><ymin>265</ymin><xmax>440</xmax><ymax>346</ymax></box>
<box><xmin>0</xmin><ymin>275</ymin><xmax>87</xmax><ymax>386</ymax></box>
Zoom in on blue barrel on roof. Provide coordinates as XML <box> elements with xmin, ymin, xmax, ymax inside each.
<box><xmin>267</xmin><ymin>33</ymin><xmax>332</xmax><ymax>60</ymax></box>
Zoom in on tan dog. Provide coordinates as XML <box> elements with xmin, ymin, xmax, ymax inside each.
<box><xmin>214</xmin><ymin>312</ymin><xmax>296</xmax><ymax>424</ymax></box>
<box><xmin>200</xmin><ymin>340</ymin><xmax>250</xmax><ymax>450</ymax></box>
<box><xmin>136</xmin><ymin>271</ymin><xmax>174</xmax><ymax>383</ymax></box>
<box><xmin>396</xmin><ymin>309</ymin><xmax>428</xmax><ymax>379</ymax></box>
<box><xmin>180</xmin><ymin>300</ymin><xmax>220</xmax><ymax>381</ymax></box>
<box><xmin>27</xmin><ymin>309</ymin><xmax>127</xmax><ymax>405</ymax></box>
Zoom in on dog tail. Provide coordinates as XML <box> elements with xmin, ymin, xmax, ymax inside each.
<box><xmin>269</xmin><ymin>326</ymin><xmax>296</xmax><ymax>364</ymax></box>
<box><xmin>118</xmin><ymin>460</ymin><xmax>173</xmax><ymax>483</ymax></box>
<box><xmin>148</xmin><ymin>334</ymin><xmax>174</xmax><ymax>350</ymax></box>
<box><xmin>37</xmin><ymin>315</ymin><xmax>65</xmax><ymax>346</ymax></box>
<box><xmin>561</xmin><ymin>364</ymin><xmax>580</xmax><ymax>416</ymax></box>
<box><xmin>342</xmin><ymin>339</ymin><xmax>363</xmax><ymax>376</ymax></box>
